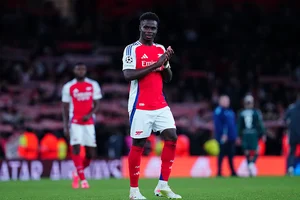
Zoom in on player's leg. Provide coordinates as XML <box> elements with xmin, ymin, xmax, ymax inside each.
<box><xmin>217</xmin><ymin>143</ymin><xmax>225</xmax><ymax>177</ymax></box>
<box><xmin>247</xmin><ymin>135</ymin><xmax>259</xmax><ymax>177</ymax></box>
<box><xmin>83</xmin><ymin>124</ymin><xmax>97</xmax><ymax>169</ymax></box>
<box><xmin>287</xmin><ymin>142</ymin><xmax>297</xmax><ymax>176</ymax></box>
<box><xmin>80</xmin><ymin>125</ymin><xmax>97</xmax><ymax>188</ymax></box>
<box><xmin>244</xmin><ymin>149</ymin><xmax>253</xmax><ymax>176</ymax></box>
<box><xmin>128</xmin><ymin>109</ymin><xmax>153</xmax><ymax>199</ymax></box>
<box><xmin>242</xmin><ymin>137</ymin><xmax>253</xmax><ymax>177</ymax></box>
<box><xmin>70</xmin><ymin>124</ymin><xmax>85</xmax><ymax>188</ymax></box>
<box><xmin>84</xmin><ymin>146</ymin><xmax>95</xmax><ymax>169</ymax></box>
<box><xmin>227</xmin><ymin>141</ymin><xmax>237</xmax><ymax>176</ymax></box>
<box><xmin>153</xmin><ymin>107</ymin><xmax>181</xmax><ymax>199</ymax></box>
<box><xmin>251</xmin><ymin>139</ymin><xmax>259</xmax><ymax>164</ymax></box>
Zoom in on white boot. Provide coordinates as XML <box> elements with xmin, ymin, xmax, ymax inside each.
<box><xmin>154</xmin><ymin>181</ymin><xmax>182</xmax><ymax>199</ymax></box>
<box><xmin>129</xmin><ymin>187</ymin><xmax>146</xmax><ymax>200</ymax></box>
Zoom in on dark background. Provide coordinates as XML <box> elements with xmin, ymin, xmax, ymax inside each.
<box><xmin>0</xmin><ymin>0</ymin><xmax>299</xmax><ymax>158</ymax></box>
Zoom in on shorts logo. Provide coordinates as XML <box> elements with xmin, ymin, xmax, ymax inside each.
<box><xmin>135</xmin><ymin>131</ymin><xmax>143</xmax><ymax>135</ymax></box>
<box><xmin>125</xmin><ymin>56</ymin><xmax>133</xmax><ymax>64</ymax></box>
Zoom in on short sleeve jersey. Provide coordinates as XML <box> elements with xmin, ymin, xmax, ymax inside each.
<box><xmin>122</xmin><ymin>41</ymin><xmax>169</xmax><ymax>112</ymax></box>
<box><xmin>61</xmin><ymin>78</ymin><xmax>102</xmax><ymax>125</ymax></box>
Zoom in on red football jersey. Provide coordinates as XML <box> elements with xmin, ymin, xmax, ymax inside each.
<box><xmin>122</xmin><ymin>41</ymin><xmax>170</xmax><ymax>111</ymax></box>
<box><xmin>62</xmin><ymin>78</ymin><xmax>102</xmax><ymax>125</ymax></box>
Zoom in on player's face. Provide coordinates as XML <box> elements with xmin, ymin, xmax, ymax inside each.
<box><xmin>140</xmin><ymin>20</ymin><xmax>158</xmax><ymax>41</ymax></box>
<box><xmin>74</xmin><ymin>65</ymin><xmax>87</xmax><ymax>79</ymax></box>
<box><xmin>220</xmin><ymin>96</ymin><xmax>230</xmax><ymax>108</ymax></box>
<box><xmin>245</xmin><ymin>102</ymin><xmax>254</xmax><ymax>109</ymax></box>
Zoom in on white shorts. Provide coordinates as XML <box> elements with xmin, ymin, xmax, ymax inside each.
<box><xmin>70</xmin><ymin>123</ymin><xmax>97</xmax><ymax>147</ymax></box>
<box><xmin>129</xmin><ymin>106</ymin><xmax>176</xmax><ymax>139</ymax></box>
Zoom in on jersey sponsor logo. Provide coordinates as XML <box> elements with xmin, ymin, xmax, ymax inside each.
<box><xmin>141</xmin><ymin>54</ymin><xmax>148</xmax><ymax>59</ymax></box>
<box><xmin>72</xmin><ymin>89</ymin><xmax>92</xmax><ymax>101</ymax></box>
<box><xmin>142</xmin><ymin>60</ymin><xmax>156</xmax><ymax>67</ymax></box>
<box><xmin>125</xmin><ymin>56</ymin><xmax>133</xmax><ymax>64</ymax></box>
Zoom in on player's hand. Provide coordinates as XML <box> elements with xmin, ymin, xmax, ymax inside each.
<box><xmin>164</xmin><ymin>46</ymin><xmax>174</xmax><ymax>62</ymax></box>
<box><xmin>166</xmin><ymin>46</ymin><xmax>174</xmax><ymax>58</ymax></box>
<box><xmin>156</xmin><ymin>46</ymin><xmax>174</xmax><ymax>68</ymax></box>
<box><xmin>221</xmin><ymin>134</ymin><xmax>228</xmax><ymax>144</ymax></box>
<box><xmin>157</xmin><ymin>53</ymin><xmax>170</xmax><ymax>67</ymax></box>
<box><xmin>82</xmin><ymin>114</ymin><xmax>92</xmax><ymax>122</ymax></box>
<box><xmin>236</xmin><ymin>137</ymin><xmax>241</xmax><ymax>145</ymax></box>
<box><xmin>164</xmin><ymin>46</ymin><xmax>174</xmax><ymax>69</ymax></box>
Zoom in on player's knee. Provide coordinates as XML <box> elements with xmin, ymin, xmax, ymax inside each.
<box><xmin>85</xmin><ymin>151</ymin><xmax>93</xmax><ymax>159</ymax></box>
<box><xmin>72</xmin><ymin>145</ymin><xmax>80</xmax><ymax>155</ymax></box>
<box><xmin>162</xmin><ymin>129</ymin><xmax>177</xmax><ymax>141</ymax></box>
<box><xmin>85</xmin><ymin>147</ymin><xmax>95</xmax><ymax>159</ymax></box>
<box><xmin>85</xmin><ymin>153</ymin><xmax>92</xmax><ymax>159</ymax></box>
<box><xmin>132</xmin><ymin>138</ymin><xmax>147</xmax><ymax>147</ymax></box>
<box><xmin>168</xmin><ymin>134</ymin><xmax>178</xmax><ymax>142</ymax></box>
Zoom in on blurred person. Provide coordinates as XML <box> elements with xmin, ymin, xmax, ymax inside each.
<box><xmin>62</xmin><ymin>63</ymin><xmax>102</xmax><ymax>189</ymax></box>
<box><xmin>122</xmin><ymin>12</ymin><xmax>181</xmax><ymax>199</ymax></box>
<box><xmin>40</xmin><ymin>132</ymin><xmax>58</xmax><ymax>160</ymax></box>
<box><xmin>213</xmin><ymin>95</ymin><xmax>237</xmax><ymax>177</ymax></box>
<box><xmin>237</xmin><ymin>95</ymin><xmax>266</xmax><ymax>177</ymax></box>
<box><xmin>284</xmin><ymin>93</ymin><xmax>300</xmax><ymax>176</ymax></box>
<box><xmin>18</xmin><ymin>129</ymin><xmax>39</xmax><ymax>160</ymax></box>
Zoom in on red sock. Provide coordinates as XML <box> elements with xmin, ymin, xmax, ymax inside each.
<box><xmin>128</xmin><ymin>145</ymin><xmax>144</xmax><ymax>187</ymax></box>
<box><xmin>83</xmin><ymin>158</ymin><xmax>91</xmax><ymax>169</ymax></box>
<box><xmin>160</xmin><ymin>140</ymin><xmax>177</xmax><ymax>181</ymax></box>
<box><xmin>72</xmin><ymin>154</ymin><xmax>86</xmax><ymax>181</ymax></box>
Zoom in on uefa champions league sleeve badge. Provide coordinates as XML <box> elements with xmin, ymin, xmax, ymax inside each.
<box><xmin>125</xmin><ymin>56</ymin><xmax>133</xmax><ymax>64</ymax></box>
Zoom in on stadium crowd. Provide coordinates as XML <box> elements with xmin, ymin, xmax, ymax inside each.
<box><xmin>0</xmin><ymin>0</ymin><xmax>299</xmax><ymax>159</ymax></box>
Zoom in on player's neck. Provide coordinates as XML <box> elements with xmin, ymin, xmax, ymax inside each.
<box><xmin>76</xmin><ymin>78</ymin><xmax>85</xmax><ymax>82</ymax></box>
<box><xmin>139</xmin><ymin>38</ymin><xmax>153</xmax><ymax>46</ymax></box>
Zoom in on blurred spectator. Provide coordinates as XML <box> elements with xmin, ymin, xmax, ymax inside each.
<box><xmin>284</xmin><ymin>93</ymin><xmax>300</xmax><ymax>176</ymax></box>
<box><xmin>213</xmin><ymin>95</ymin><xmax>237</xmax><ymax>177</ymax></box>
<box><xmin>40</xmin><ymin>132</ymin><xmax>58</xmax><ymax>160</ymax></box>
<box><xmin>18</xmin><ymin>130</ymin><xmax>39</xmax><ymax>160</ymax></box>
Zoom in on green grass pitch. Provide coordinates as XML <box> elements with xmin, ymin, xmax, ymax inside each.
<box><xmin>0</xmin><ymin>177</ymin><xmax>300</xmax><ymax>200</ymax></box>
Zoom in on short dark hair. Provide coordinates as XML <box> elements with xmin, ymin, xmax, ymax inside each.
<box><xmin>74</xmin><ymin>62</ymin><xmax>85</xmax><ymax>67</ymax></box>
<box><xmin>139</xmin><ymin>12</ymin><xmax>160</xmax><ymax>23</ymax></box>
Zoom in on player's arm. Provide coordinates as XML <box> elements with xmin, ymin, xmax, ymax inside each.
<box><xmin>62</xmin><ymin>102</ymin><xmax>69</xmax><ymax>131</ymax></box>
<box><xmin>82</xmin><ymin>82</ymin><xmax>102</xmax><ymax>121</ymax></box>
<box><xmin>161</xmin><ymin>63</ymin><xmax>172</xmax><ymax>83</ymax></box>
<box><xmin>160</xmin><ymin>46</ymin><xmax>174</xmax><ymax>83</ymax></box>
<box><xmin>124</xmin><ymin>65</ymin><xmax>163</xmax><ymax>81</ymax></box>
<box><xmin>122</xmin><ymin>45</ymin><xmax>172</xmax><ymax>81</ymax></box>
<box><xmin>61</xmin><ymin>84</ymin><xmax>71</xmax><ymax>138</ymax></box>
<box><xmin>237</xmin><ymin>112</ymin><xmax>243</xmax><ymax>137</ymax></box>
<box><xmin>257</xmin><ymin>110</ymin><xmax>266</xmax><ymax>137</ymax></box>
<box><xmin>213</xmin><ymin>108</ymin><xmax>224</xmax><ymax>142</ymax></box>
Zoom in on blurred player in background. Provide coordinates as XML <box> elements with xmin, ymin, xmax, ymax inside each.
<box><xmin>62</xmin><ymin>63</ymin><xmax>102</xmax><ymax>189</ymax></box>
<box><xmin>213</xmin><ymin>95</ymin><xmax>237</xmax><ymax>177</ymax></box>
<box><xmin>122</xmin><ymin>12</ymin><xmax>182</xmax><ymax>199</ymax></box>
<box><xmin>237</xmin><ymin>95</ymin><xmax>266</xmax><ymax>177</ymax></box>
<box><xmin>284</xmin><ymin>93</ymin><xmax>300</xmax><ymax>176</ymax></box>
